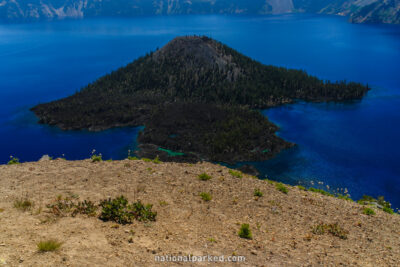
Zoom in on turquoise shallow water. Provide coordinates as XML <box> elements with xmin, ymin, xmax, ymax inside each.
<box><xmin>0</xmin><ymin>14</ymin><xmax>399</xmax><ymax>207</ymax></box>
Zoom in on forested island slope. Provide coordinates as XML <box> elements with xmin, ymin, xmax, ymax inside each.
<box><xmin>32</xmin><ymin>36</ymin><xmax>369</xmax><ymax>163</ymax></box>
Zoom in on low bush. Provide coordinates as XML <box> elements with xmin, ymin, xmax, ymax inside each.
<box><xmin>72</xmin><ymin>200</ymin><xmax>97</xmax><ymax>217</ymax></box>
<box><xmin>309</xmin><ymin>188</ymin><xmax>334</xmax><ymax>197</ymax></box>
<box><xmin>198</xmin><ymin>173</ymin><xmax>212</xmax><ymax>181</ymax></box>
<box><xmin>363</xmin><ymin>207</ymin><xmax>375</xmax><ymax>215</ymax></box>
<box><xmin>297</xmin><ymin>185</ymin><xmax>307</xmax><ymax>191</ymax></box>
<box><xmin>37</xmin><ymin>240</ymin><xmax>62</xmax><ymax>252</ymax></box>
<box><xmin>7</xmin><ymin>156</ymin><xmax>20</xmax><ymax>165</ymax></box>
<box><xmin>312</xmin><ymin>223</ymin><xmax>348</xmax><ymax>240</ymax></box>
<box><xmin>229</xmin><ymin>170</ymin><xmax>243</xmax><ymax>179</ymax></box>
<box><xmin>46</xmin><ymin>196</ymin><xmax>76</xmax><ymax>216</ymax></box>
<box><xmin>99</xmin><ymin>196</ymin><xmax>156</xmax><ymax>224</ymax></box>
<box><xmin>238</xmin><ymin>224</ymin><xmax>252</xmax><ymax>239</ymax></box>
<box><xmin>199</xmin><ymin>192</ymin><xmax>212</xmax><ymax>202</ymax></box>
<box><xmin>91</xmin><ymin>150</ymin><xmax>102</xmax><ymax>162</ymax></box>
<box><xmin>14</xmin><ymin>199</ymin><xmax>33</xmax><ymax>211</ymax></box>
<box><xmin>336</xmin><ymin>194</ymin><xmax>353</xmax><ymax>201</ymax></box>
<box><xmin>254</xmin><ymin>189</ymin><xmax>264</xmax><ymax>197</ymax></box>
<box><xmin>276</xmin><ymin>183</ymin><xmax>288</xmax><ymax>194</ymax></box>
<box><xmin>358</xmin><ymin>195</ymin><xmax>394</xmax><ymax>214</ymax></box>
<box><xmin>152</xmin><ymin>156</ymin><xmax>162</xmax><ymax>164</ymax></box>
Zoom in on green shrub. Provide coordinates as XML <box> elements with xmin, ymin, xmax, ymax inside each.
<box><xmin>37</xmin><ymin>240</ymin><xmax>62</xmax><ymax>252</ymax></box>
<box><xmin>127</xmin><ymin>150</ymin><xmax>139</xmax><ymax>160</ymax></box>
<box><xmin>309</xmin><ymin>188</ymin><xmax>334</xmax><ymax>197</ymax></box>
<box><xmin>265</xmin><ymin>179</ymin><xmax>275</xmax><ymax>185</ymax></box>
<box><xmin>276</xmin><ymin>183</ymin><xmax>288</xmax><ymax>194</ymax></box>
<box><xmin>238</xmin><ymin>224</ymin><xmax>252</xmax><ymax>239</ymax></box>
<box><xmin>198</xmin><ymin>173</ymin><xmax>212</xmax><ymax>181</ymax></box>
<box><xmin>99</xmin><ymin>196</ymin><xmax>156</xmax><ymax>224</ymax></box>
<box><xmin>14</xmin><ymin>199</ymin><xmax>33</xmax><ymax>211</ymax></box>
<box><xmin>46</xmin><ymin>196</ymin><xmax>76</xmax><ymax>216</ymax></box>
<box><xmin>130</xmin><ymin>201</ymin><xmax>157</xmax><ymax>222</ymax></box>
<box><xmin>382</xmin><ymin>206</ymin><xmax>394</xmax><ymax>214</ymax></box>
<box><xmin>312</xmin><ymin>223</ymin><xmax>348</xmax><ymax>240</ymax></box>
<box><xmin>199</xmin><ymin>192</ymin><xmax>212</xmax><ymax>202</ymax></box>
<box><xmin>363</xmin><ymin>207</ymin><xmax>375</xmax><ymax>216</ymax></box>
<box><xmin>357</xmin><ymin>195</ymin><xmax>375</xmax><ymax>205</ymax></box>
<box><xmin>229</xmin><ymin>170</ymin><xmax>243</xmax><ymax>179</ymax></box>
<box><xmin>91</xmin><ymin>150</ymin><xmax>102</xmax><ymax>162</ymax></box>
<box><xmin>254</xmin><ymin>189</ymin><xmax>263</xmax><ymax>197</ymax></box>
<box><xmin>152</xmin><ymin>156</ymin><xmax>162</xmax><ymax>164</ymax></box>
<box><xmin>142</xmin><ymin>158</ymin><xmax>152</xmax><ymax>162</ymax></box>
<box><xmin>358</xmin><ymin>195</ymin><xmax>394</xmax><ymax>214</ymax></box>
<box><xmin>336</xmin><ymin>194</ymin><xmax>353</xmax><ymax>201</ymax></box>
<box><xmin>297</xmin><ymin>185</ymin><xmax>307</xmax><ymax>191</ymax></box>
<box><xmin>72</xmin><ymin>200</ymin><xmax>97</xmax><ymax>217</ymax></box>
<box><xmin>159</xmin><ymin>200</ymin><xmax>168</xmax><ymax>207</ymax></box>
<box><xmin>7</xmin><ymin>156</ymin><xmax>20</xmax><ymax>165</ymax></box>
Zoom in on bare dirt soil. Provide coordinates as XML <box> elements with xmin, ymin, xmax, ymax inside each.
<box><xmin>0</xmin><ymin>159</ymin><xmax>399</xmax><ymax>266</ymax></box>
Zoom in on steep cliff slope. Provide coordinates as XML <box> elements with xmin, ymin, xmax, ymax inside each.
<box><xmin>1</xmin><ymin>0</ymin><xmax>399</xmax><ymax>24</ymax></box>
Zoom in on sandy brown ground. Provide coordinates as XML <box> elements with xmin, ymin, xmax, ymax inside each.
<box><xmin>0</xmin><ymin>159</ymin><xmax>399</xmax><ymax>267</ymax></box>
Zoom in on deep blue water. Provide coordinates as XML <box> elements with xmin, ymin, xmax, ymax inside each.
<box><xmin>1</xmin><ymin>14</ymin><xmax>399</xmax><ymax>208</ymax></box>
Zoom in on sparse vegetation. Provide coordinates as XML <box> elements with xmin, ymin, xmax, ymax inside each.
<box><xmin>265</xmin><ymin>179</ymin><xmax>275</xmax><ymax>185</ymax></box>
<box><xmin>99</xmin><ymin>196</ymin><xmax>156</xmax><ymax>224</ymax></box>
<box><xmin>254</xmin><ymin>188</ymin><xmax>263</xmax><ymax>197</ymax></box>
<box><xmin>152</xmin><ymin>156</ymin><xmax>162</xmax><ymax>164</ymax></box>
<box><xmin>47</xmin><ymin>195</ymin><xmax>76</xmax><ymax>216</ymax></box>
<box><xmin>297</xmin><ymin>185</ymin><xmax>307</xmax><ymax>191</ymax></box>
<box><xmin>72</xmin><ymin>200</ymin><xmax>97</xmax><ymax>217</ymax></box>
<box><xmin>358</xmin><ymin>195</ymin><xmax>394</xmax><ymax>214</ymax></box>
<box><xmin>336</xmin><ymin>193</ymin><xmax>353</xmax><ymax>201</ymax></box>
<box><xmin>7</xmin><ymin>156</ymin><xmax>20</xmax><ymax>165</ymax></box>
<box><xmin>127</xmin><ymin>150</ymin><xmax>139</xmax><ymax>160</ymax></box>
<box><xmin>14</xmin><ymin>199</ymin><xmax>33</xmax><ymax>211</ymax></box>
<box><xmin>199</xmin><ymin>192</ymin><xmax>212</xmax><ymax>202</ymax></box>
<box><xmin>382</xmin><ymin>206</ymin><xmax>394</xmax><ymax>214</ymax></box>
<box><xmin>46</xmin><ymin>196</ymin><xmax>97</xmax><ymax>217</ymax></box>
<box><xmin>363</xmin><ymin>207</ymin><xmax>375</xmax><ymax>215</ymax></box>
<box><xmin>142</xmin><ymin>158</ymin><xmax>152</xmax><ymax>162</ymax></box>
<box><xmin>309</xmin><ymin>188</ymin><xmax>334</xmax><ymax>197</ymax></box>
<box><xmin>159</xmin><ymin>200</ymin><xmax>168</xmax><ymax>207</ymax></box>
<box><xmin>198</xmin><ymin>173</ymin><xmax>212</xmax><ymax>181</ymax></box>
<box><xmin>37</xmin><ymin>240</ymin><xmax>62</xmax><ymax>252</ymax></box>
<box><xmin>238</xmin><ymin>224</ymin><xmax>252</xmax><ymax>239</ymax></box>
<box><xmin>91</xmin><ymin>150</ymin><xmax>102</xmax><ymax>162</ymax></box>
<box><xmin>276</xmin><ymin>183</ymin><xmax>288</xmax><ymax>194</ymax></box>
<box><xmin>312</xmin><ymin>223</ymin><xmax>348</xmax><ymax>240</ymax></box>
<box><xmin>229</xmin><ymin>170</ymin><xmax>243</xmax><ymax>179</ymax></box>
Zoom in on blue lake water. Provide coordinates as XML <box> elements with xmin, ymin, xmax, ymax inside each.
<box><xmin>1</xmin><ymin>14</ymin><xmax>399</xmax><ymax>208</ymax></box>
